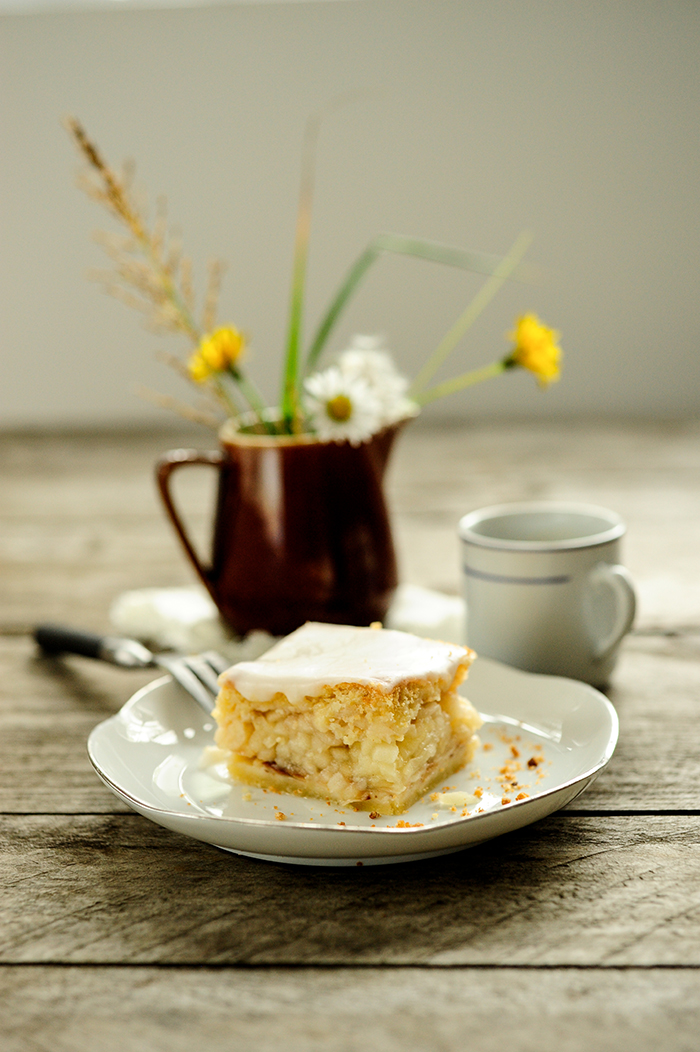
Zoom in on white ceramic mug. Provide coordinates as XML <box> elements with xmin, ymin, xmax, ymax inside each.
<box><xmin>458</xmin><ymin>502</ymin><xmax>636</xmax><ymax>685</ymax></box>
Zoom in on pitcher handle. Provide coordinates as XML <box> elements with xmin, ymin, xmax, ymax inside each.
<box><xmin>155</xmin><ymin>448</ymin><xmax>223</xmax><ymax>597</ymax></box>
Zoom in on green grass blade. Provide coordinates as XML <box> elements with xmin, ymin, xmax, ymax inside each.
<box><xmin>304</xmin><ymin>244</ymin><xmax>380</xmax><ymax>374</ymax></box>
<box><xmin>303</xmin><ymin>232</ymin><xmax>536</xmax><ymax>376</ymax></box>
<box><xmin>415</xmin><ymin>360</ymin><xmax>507</xmax><ymax>405</ymax></box>
<box><xmin>409</xmin><ymin>230</ymin><xmax>533</xmax><ymax>396</ymax></box>
<box><xmin>372</xmin><ymin>232</ymin><xmax>534</xmax><ymax>277</ymax></box>
<box><xmin>281</xmin><ymin>112</ymin><xmax>322</xmax><ymax>429</ymax></box>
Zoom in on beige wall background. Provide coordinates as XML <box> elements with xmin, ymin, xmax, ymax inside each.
<box><xmin>1</xmin><ymin>0</ymin><xmax>699</xmax><ymax>429</ymax></box>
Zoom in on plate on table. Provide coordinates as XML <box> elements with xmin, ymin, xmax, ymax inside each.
<box><xmin>87</xmin><ymin>657</ymin><xmax>618</xmax><ymax>867</ymax></box>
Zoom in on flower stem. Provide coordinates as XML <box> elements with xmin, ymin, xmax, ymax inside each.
<box><xmin>304</xmin><ymin>232</ymin><xmax>536</xmax><ymax>377</ymax></box>
<box><xmin>230</xmin><ymin>367</ymin><xmax>277</xmax><ymax>433</ymax></box>
<box><xmin>304</xmin><ymin>243</ymin><xmax>380</xmax><ymax>375</ymax></box>
<box><xmin>415</xmin><ymin>360</ymin><xmax>508</xmax><ymax>405</ymax></box>
<box><xmin>408</xmin><ymin>230</ymin><xmax>533</xmax><ymax>397</ymax></box>
<box><xmin>281</xmin><ymin>112</ymin><xmax>322</xmax><ymax>431</ymax></box>
<box><xmin>213</xmin><ymin>376</ymin><xmax>242</xmax><ymax>418</ymax></box>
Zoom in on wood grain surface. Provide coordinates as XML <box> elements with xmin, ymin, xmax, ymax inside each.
<box><xmin>1</xmin><ymin>420</ymin><xmax>699</xmax><ymax>1050</ymax></box>
<box><xmin>4</xmin><ymin>966</ymin><xmax>700</xmax><ymax>1052</ymax></box>
<box><xmin>2</xmin><ymin>813</ymin><xmax>700</xmax><ymax>966</ymax></box>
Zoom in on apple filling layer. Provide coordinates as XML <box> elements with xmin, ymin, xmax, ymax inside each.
<box><xmin>212</xmin><ymin>622</ymin><xmax>481</xmax><ymax>816</ymax></box>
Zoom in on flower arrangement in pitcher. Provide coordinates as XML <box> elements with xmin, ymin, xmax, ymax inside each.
<box><xmin>65</xmin><ymin>116</ymin><xmax>562</xmax><ymax>443</ymax></box>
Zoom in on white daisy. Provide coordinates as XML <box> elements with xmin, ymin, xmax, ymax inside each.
<box><xmin>303</xmin><ymin>366</ymin><xmax>383</xmax><ymax>445</ymax></box>
<box><xmin>338</xmin><ymin>335</ymin><xmax>418</xmax><ymax>427</ymax></box>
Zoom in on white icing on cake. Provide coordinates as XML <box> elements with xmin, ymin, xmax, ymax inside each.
<box><xmin>220</xmin><ymin>621</ymin><xmax>473</xmax><ymax>704</ymax></box>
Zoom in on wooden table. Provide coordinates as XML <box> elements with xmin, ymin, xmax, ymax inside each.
<box><xmin>2</xmin><ymin>419</ymin><xmax>699</xmax><ymax>1051</ymax></box>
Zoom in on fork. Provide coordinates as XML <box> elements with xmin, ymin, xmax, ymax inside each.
<box><xmin>34</xmin><ymin>623</ymin><xmax>229</xmax><ymax>714</ymax></box>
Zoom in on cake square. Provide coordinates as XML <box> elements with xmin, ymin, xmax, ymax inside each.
<box><xmin>212</xmin><ymin>622</ymin><xmax>481</xmax><ymax>816</ymax></box>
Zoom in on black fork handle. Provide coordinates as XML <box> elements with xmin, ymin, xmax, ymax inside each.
<box><xmin>34</xmin><ymin>623</ymin><xmax>105</xmax><ymax>659</ymax></box>
<box><xmin>34</xmin><ymin>623</ymin><xmax>153</xmax><ymax>669</ymax></box>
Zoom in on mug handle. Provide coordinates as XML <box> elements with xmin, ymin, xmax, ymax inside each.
<box><xmin>587</xmin><ymin>562</ymin><xmax>637</xmax><ymax>662</ymax></box>
<box><xmin>155</xmin><ymin>448</ymin><xmax>223</xmax><ymax>597</ymax></box>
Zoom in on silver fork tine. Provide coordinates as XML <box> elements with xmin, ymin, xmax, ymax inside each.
<box><xmin>155</xmin><ymin>654</ymin><xmax>215</xmax><ymax>714</ymax></box>
<box><xmin>181</xmin><ymin>653</ymin><xmax>224</xmax><ymax>698</ymax></box>
<box><xmin>201</xmin><ymin>651</ymin><xmax>230</xmax><ymax>676</ymax></box>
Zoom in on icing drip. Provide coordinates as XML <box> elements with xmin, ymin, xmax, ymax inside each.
<box><xmin>221</xmin><ymin>621</ymin><xmax>473</xmax><ymax>704</ymax></box>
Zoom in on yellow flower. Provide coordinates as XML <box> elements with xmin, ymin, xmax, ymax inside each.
<box><xmin>187</xmin><ymin>353</ymin><xmax>209</xmax><ymax>384</ymax></box>
<box><xmin>188</xmin><ymin>326</ymin><xmax>245</xmax><ymax>383</ymax></box>
<box><xmin>506</xmin><ymin>314</ymin><xmax>561</xmax><ymax>387</ymax></box>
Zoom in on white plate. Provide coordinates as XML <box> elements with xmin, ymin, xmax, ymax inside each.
<box><xmin>87</xmin><ymin>658</ymin><xmax>618</xmax><ymax>866</ymax></box>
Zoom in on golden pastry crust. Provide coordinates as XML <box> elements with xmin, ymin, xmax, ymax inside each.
<box><xmin>213</xmin><ymin>644</ymin><xmax>481</xmax><ymax>815</ymax></box>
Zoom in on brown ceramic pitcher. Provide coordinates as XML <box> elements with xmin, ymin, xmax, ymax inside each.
<box><xmin>155</xmin><ymin>417</ymin><xmax>403</xmax><ymax>638</ymax></box>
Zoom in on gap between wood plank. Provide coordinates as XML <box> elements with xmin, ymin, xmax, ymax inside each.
<box><xmin>2</xmin><ymin>961</ymin><xmax>700</xmax><ymax>971</ymax></box>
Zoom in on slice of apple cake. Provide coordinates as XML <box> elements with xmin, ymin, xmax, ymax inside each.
<box><xmin>212</xmin><ymin>621</ymin><xmax>481</xmax><ymax>816</ymax></box>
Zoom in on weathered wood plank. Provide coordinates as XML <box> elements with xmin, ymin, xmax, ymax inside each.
<box><xmin>0</xmin><ymin>637</ymin><xmax>153</xmax><ymax>813</ymax></box>
<box><xmin>2</xmin><ymin>965</ymin><xmax>700</xmax><ymax>1052</ymax></box>
<box><xmin>388</xmin><ymin>419</ymin><xmax>700</xmax><ymax>627</ymax></box>
<box><xmin>2</xmin><ymin>813</ymin><xmax>700</xmax><ymax>966</ymax></box>
<box><xmin>1</xmin><ymin>421</ymin><xmax>699</xmax><ymax>629</ymax></box>
<box><xmin>0</xmin><ymin>426</ymin><xmax>214</xmax><ymax>631</ymax></box>
<box><xmin>2</xmin><ymin>633</ymin><xmax>698</xmax><ymax>813</ymax></box>
<box><xmin>575</xmin><ymin>630</ymin><xmax>700</xmax><ymax>810</ymax></box>
<box><xmin>0</xmin><ymin>421</ymin><xmax>698</xmax><ymax>1045</ymax></box>
<box><xmin>0</xmin><ymin>633</ymin><xmax>698</xmax><ymax>814</ymax></box>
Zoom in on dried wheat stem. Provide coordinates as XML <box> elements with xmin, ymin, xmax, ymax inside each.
<box><xmin>202</xmin><ymin>259</ymin><xmax>226</xmax><ymax>333</ymax></box>
<box><xmin>136</xmin><ymin>386</ymin><xmax>221</xmax><ymax>430</ymax></box>
<box><xmin>66</xmin><ymin>116</ymin><xmax>201</xmax><ymax>343</ymax></box>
